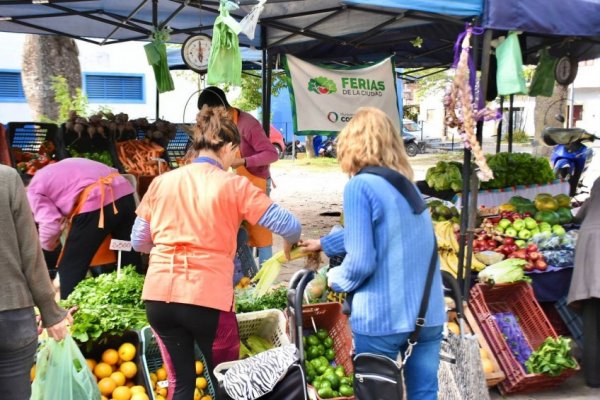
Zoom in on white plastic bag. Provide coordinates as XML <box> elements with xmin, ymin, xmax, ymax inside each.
<box><xmin>240</xmin><ymin>0</ymin><xmax>267</xmax><ymax>40</ymax></box>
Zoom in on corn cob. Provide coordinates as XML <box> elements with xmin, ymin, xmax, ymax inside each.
<box><xmin>251</xmin><ymin>247</ymin><xmax>308</xmax><ymax>298</ymax></box>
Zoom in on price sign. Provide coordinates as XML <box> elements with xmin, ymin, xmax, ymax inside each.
<box><xmin>110</xmin><ymin>239</ymin><xmax>132</xmax><ymax>252</ymax></box>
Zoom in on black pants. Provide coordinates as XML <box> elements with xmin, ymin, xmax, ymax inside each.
<box><xmin>58</xmin><ymin>194</ymin><xmax>141</xmax><ymax>299</ymax></box>
<box><xmin>0</xmin><ymin>307</ymin><xmax>38</xmax><ymax>400</ymax></box>
<box><xmin>583</xmin><ymin>298</ymin><xmax>600</xmax><ymax>387</ymax></box>
<box><xmin>146</xmin><ymin>301</ymin><xmax>220</xmax><ymax>400</ymax></box>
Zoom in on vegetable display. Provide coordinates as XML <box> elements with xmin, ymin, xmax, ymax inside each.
<box><xmin>115</xmin><ymin>139</ymin><xmax>169</xmax><ymax>176</ymax></box>
<box><xmin>481</xmin><ymin>153</ymin><xmax>555</xmax><ymax>189</ymax></box>
<box><xmin>525</xmin><ymin>336</ymin><xmax>577</xmax><ymax>376</ymax></box>
<box><xmin>68</xmin><ymin>147</ymin><xmax>113</xmax><ymax>166</ymax></box>
<box><xmin>478</xmin><ymin>258</ymin><xmax>531</xmax><ymax>285</ymax></box>
<box><xmin>239</xmin><ymin>335</ymin><xmax>275</xmax><ymax>359</ymax></box>
<box><xmin>304</xmin><ymin>328</ymin><xmax>354</xmax><ymax>399</ymax></box>
<box><xmin>428</xmin><ymin>199</ymin><xmax>460</xmax><ymax>223</ymax></box>
<box><xmin>494</xmin><ymin>312</ymin><xmax>532</xmax><ymax>368</ymax></box>
<box><xmin>425</xmin><ymin>161</ymin><xmax>463</xmax><ymax>192</ymax></box>
<box><xmin>435</xmin><ymin>220</ymin><xmax>486</xmax><ymax>277</ymax></box>
<box><xmin>14</xmin><ymin>140</ymin><xmax>57</xmax><ymax>175</ymax></box>
<box><xmin>234</xmin><ymin>286</ymin><xmax>288</xmax><ymax>313</ymax></box>
<box><xmin>60</xmin><ymin>266</ymin><xmax>147</xmax><ymax>343</ymax></box>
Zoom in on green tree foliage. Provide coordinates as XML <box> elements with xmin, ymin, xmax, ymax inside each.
<box><xmin>40</xmin><ymin>75</ymin><xmax>88</xmax><ymax>124</ymax></box>
<box><xmin>230</xmin><ymin>71</ymin><xmax>287</xmax><ymax>112</ymax></box>
<box><xmin>404</xmin><ymin>68</ymin><xmax>450</xmax><ymax>101</ymax></box>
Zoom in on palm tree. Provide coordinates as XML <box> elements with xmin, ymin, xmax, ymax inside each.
<box><xmin>21</xmin><ymin>35</ymin><xmax>82</xmax><ymax>121</ymax></box>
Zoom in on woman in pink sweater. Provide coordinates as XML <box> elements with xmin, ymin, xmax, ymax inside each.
<box><xmin>27</xmin><ymin>158</ymin><xmax>140</xmax><ymax>298</ymax></box>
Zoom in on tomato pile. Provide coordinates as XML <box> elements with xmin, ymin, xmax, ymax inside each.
<box><xmin>13</xmin><ymin>140</ymin><xmax>57</xmax><ymax>175</ymax></box>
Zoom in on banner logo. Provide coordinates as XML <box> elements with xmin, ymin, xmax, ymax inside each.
<box><xmin>327</xmin><ymin>112</ymin><xmax>339</xmax><ymax>123</ymax></box>
<box><xmin>308</xmin><ymin>76</ymin><xmax>337</xmax><ymax>95</ymax></box>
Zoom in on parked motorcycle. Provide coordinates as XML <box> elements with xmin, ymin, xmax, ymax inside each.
<box><xmin>285</xmin><ymin>139</ymin><xmax>306</xmax><ymax>156</ymax></box>
<box><xmin>542</xmin><ymin>126</ymin><xmax>598</xmax><ymax>196</ymax></box>
<box><xmin>319</xmin><ymin>137</ymin><xmax>337</xmax><ymax>158</ymax></box>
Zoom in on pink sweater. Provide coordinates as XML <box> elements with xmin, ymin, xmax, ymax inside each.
<box><xmin>27</xmin><ymin>158</ymin><xmax>134</xmax><ymax>251</ymax></box>
<box><xmin>237</xmin><ymin>110</ymin><xmax>279</xmax><ymax>179</ymax></box>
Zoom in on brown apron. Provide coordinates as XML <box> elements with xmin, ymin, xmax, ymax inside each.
<box><xmin>58</xmin><ymin>172</ymin><xmax>121</xmax><ymax>267</ymax></box>
<box><xmin>231</xmin><ymin>109</ymin><xmax>273</xmax><ymax>248</ymax></box>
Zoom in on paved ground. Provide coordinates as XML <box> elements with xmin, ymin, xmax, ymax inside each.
<box><xmin>268</xmin><ymin>143</ymin><xmax>600</xmax><ymax>398</ymax></box>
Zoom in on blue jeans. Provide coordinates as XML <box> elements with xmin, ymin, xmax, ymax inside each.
<box><xmin>257</xmin><ymin>177</ymin><xmax>273</xmax><ymax>266</ymax></box>
<box><xmin>0</xmin><ymin>307</ymin><xmax>39</xmax><ymax>400</ymax></box>
<box><xmin>354</xmin><ymin>325</ymin><xmax>443</xmax><ymax>400</ymax></box>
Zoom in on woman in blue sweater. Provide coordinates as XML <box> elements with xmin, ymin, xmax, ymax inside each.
<box><xmin>300</xmin><ymin>107</ymin><xmax>445</xmax><ymax>399</ymax></box>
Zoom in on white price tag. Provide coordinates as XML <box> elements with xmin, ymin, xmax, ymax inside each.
<box><xmin>109</xmin><ymin>239</ymin><xmax>132</xmax><ymax>252</ymax></box>
<box><xmin>157</xmin><ymin>380</ymin><xmax>169</xmax><ymax>388</ymax></box>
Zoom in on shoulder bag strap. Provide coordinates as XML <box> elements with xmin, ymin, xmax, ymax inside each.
<box><xmin>356</xmin><ymin>166</ymin><xmax>439</xmax><ymax>348</ymax></box>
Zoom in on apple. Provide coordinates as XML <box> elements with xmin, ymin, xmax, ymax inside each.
<box><xmin>524</xmin><ymin>263</ymin><xmax>535</xmax><ymax>272</ymax></box>
<box><xmin>552</xmin><ymin>225</ymin><xmax>566</xmax><ymax>236</ymax></box>
<box><xmin>511</xmin><ymin>212</ymin><xmax>523</xmax><ymax>220</ymax></box>
<box><xmin>530</xmin><ymin>227</ymin><xmax>540</xmax><ymax>237</ymax></box>
<box><xmin>528</xmin><ymin>251</ymin><xmax>541</xmax><ymax>261</ymax></box>
<box><xmin>487</xmin><ymin>240</ymin><xmax>499</xmax><ymax>248</ymax></box>
<box><xmin>515</xmin><ymin>239</ymin><xmax>527</xmax><ymax>248</ymax></box>
<box><xmin>513</xmin><ymin>249</ymin><xmax>528</xmax><ymax>259</ymax></box>
<box><xmin>522</xmin><ymin>212</ymin><xmax>533</xmax><ymax>218</ymax></box>
<box><xmin>512</xmin><ymin>219</ymin><xmax>526</xmax><ymax>232</ymax></box>
<box><xmin>524</xmin><ymin>217</ymin><xmax>538</xmax><ymax>230</ymax></box>
<box><xmin>506</xmin><ymin>244</ymin><xmax>519</xmax><ymax>253</ymax></box>
<box><xmin>518</xmin><ymin>229</ymin><xmax>532</xmax><ymax>240</ymax></box>
<box><xmin>503</xmin><ymin>237</ymin><xmax>515</xmax><ymax>245</ymax></box>
<box><xmin>498</xmin><ymin>219</ymin><xmax>512</xmax><ymax>230</ymax></box>
<box><xmin>527</xmin><ymin>244</ymin><xmax>538</xmax><ymax>253</ymax></box>
<box><xmin>489</xmin><ymin>216</ymin><xmax>502</xmax><ymax>224</ymax></box>
<box><xmin>504</xmin><ymin>227</ymin><xmax>518</xmax><ymax>237</ymax></box>
<box><xmin>535</xmin><ymin>260</ymin><xmax>548</xmax><ymax>271</ymax></box>
<box><xmin>539</xmin><ymin>222</ymin><xmax>552</xmax><ymax>233</ymax></box>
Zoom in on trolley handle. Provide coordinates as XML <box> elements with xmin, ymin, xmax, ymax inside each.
<box><xmin>287</xmin><ymin>269</ymin><xmax>315</xmax><ymax>362</ymax></box>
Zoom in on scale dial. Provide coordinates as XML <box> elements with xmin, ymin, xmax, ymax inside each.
<box><xmin>181</xmin><ymin>34</ymin><xmax>212</xmax><ymax>74</ymax></box>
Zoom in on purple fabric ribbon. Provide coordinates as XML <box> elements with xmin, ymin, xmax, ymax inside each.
<box><xmin>452</xmin><ymin>24</ymin><xmax>484</xmax><ymax>100</ymax></box>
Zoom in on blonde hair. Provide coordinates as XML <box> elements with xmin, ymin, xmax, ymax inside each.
<box><xmin>336</xmin><ymin>107</ymin><xmax>414</xmax><ymax>180</ymax></box>
<box><xmin>192</xmin><ymin>105</ymin><xmax>240</xmax><ymax>153</ymax></box>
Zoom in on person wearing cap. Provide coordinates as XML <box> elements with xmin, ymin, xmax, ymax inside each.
<box><xmin>26</xmin><ymin>158</ymin><xmax>140</xmax><ymax>299</ymax></box>
<box><xmin>197</xmin><ymin>86</ymin><xmax>279</xmax><ymax>267</ymax></box>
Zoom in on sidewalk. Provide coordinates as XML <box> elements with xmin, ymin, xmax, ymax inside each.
<box><xmin>490</xmin><ymin>372</ymin><xmax>600</xmax><ymax>399</ymax></box>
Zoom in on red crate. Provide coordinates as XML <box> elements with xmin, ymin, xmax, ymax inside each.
<box><xmin>468</xmin><ymin>282</ymin><xmax>578</xmax><ymax>395</ymax></box>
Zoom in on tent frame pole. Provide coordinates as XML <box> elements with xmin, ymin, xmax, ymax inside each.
<box><xmin>261</xmin><ymin>27</ymin><xmax>272</xmax><ymax>136</ymax></box>
<box><xmin>496</xmin><ymin>96</ymin><xmax>504</xmax><ymax>153</ymax></box>
<box><xmin>508</xmin><ymin>94</ymin><xmax>514</xmax><ymax>153</ymax></box>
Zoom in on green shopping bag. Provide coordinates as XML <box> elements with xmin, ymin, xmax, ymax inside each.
<box><xmin>207</xmin><ymin>1</ymin><xmax>242</xmax><ymax>86</ymax></box>
<box><xmin>529</xmin><ymin>49</ymin><xmax>558</xmax><ymax>97</ymax></box>
<box><xmin>31</xmin><ymin>336</ymin><xmax>101</xmax><ymax>400</ymax></box>
<box><xmin>496</xmin><ymin>32</ymin><xmax>527</xmax><ymax>95</ymax></box>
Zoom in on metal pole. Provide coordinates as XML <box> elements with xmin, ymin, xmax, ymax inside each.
<box><xmin>153</xmin><ymin>0</ymin><xmax>159</xmax><ymax>120</ymax></box>
<box><xmin>496</xmin><ymin>96</ymin><xmax>504</xmax><ymax>154</ymax></box>
<box><xmin>508</xmin><ymin>94</ymin><xmax>514</xmax><ymax>153</ymax></box>
<box><xmin>261</xmin><ymin>27</ymin><xmax>271</xmax><ymax>136</ymax></box>
<box><xmin>568</xmin><ymin>84</ymin><xmax>575</xmax><ymax>128</ymax></box>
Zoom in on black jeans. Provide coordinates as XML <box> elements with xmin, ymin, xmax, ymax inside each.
<box><xmin>58</xmin><ymin>194</ymin><xmax>141</xmax><ymax>299</ymax></box>
<box><xmin>0</xmin><ymin>307</ymin><xmax>38</xmax><ymax>400</ymax></box>
<box><xmin>146</xmin><ymin>301</ymin><xmax>220</xmax><ymax>400</ymax></box>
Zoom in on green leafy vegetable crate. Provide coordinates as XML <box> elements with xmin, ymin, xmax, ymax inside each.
<box><xmin>139</xmin><ymin>326</ymin><xmax>215</xmax><ymax>400</ymax></box>
<box><xmin>468</xmin><ymin>282</ymin><xmax>578</xmax><ymax>395</ymax></box>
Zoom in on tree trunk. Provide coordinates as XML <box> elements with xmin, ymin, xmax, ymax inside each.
<box><xmin>532</xmin><ymin>84</ymin><xmax>568</xmax><ymax>158</ymax></box>
<box><xmin>305</xmin><ymin>135</ymin><xmax>315</xmax><ymax>158</ymax></box>
<box><xmin>21</xmin><ymin>35</ymin><xmax>81</xmax><ymax>121</ymax></box>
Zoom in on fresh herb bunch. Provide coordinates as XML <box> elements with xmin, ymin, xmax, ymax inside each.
<box><xmin>235</xmin><ymin>286</ymin><xmax>288</xmax><ymax>313</ymax></box>
<box><xmin>60</xmin><ymin>266</ymin><xmax>147</xmax><ymax>342</ymax></box>
<box><xmin>68</xmin><ymin>147</ymin><xmax>113</xmax><ymax>166</ymax></box>
<box><xmin>525</xmin><ymin>336</ymin><xmax>577</xmax><ymax>376</ymax></box>
<box><xmin>481</xmin><ymin>152</ymin><xmax>555</xmax><ymax>189</ymax></box>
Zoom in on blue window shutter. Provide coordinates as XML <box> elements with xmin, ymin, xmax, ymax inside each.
<box><xmin>0</xmin><ymin>72</ymin><xmax>25</xmax><ymax>99</ymax></box>
<box><xmin>85</xmin><ymin>74</ymin><xmax>143</xmax><ymax>101</ymax></box>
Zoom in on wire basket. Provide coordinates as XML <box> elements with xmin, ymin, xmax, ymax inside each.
<box><xmin>165</xmin><ymin>125</ymin><xmax>191</xmax><ymax>168</ymax></box>
<box><xmin>469</xmin><ymin>282</ymin><xmax>578</xmax><ymax>395</ymax></box>
<box><xmin>139</xmin><ymin>326</ymin><xmax>215</xmax><ymax>400</ymax></box>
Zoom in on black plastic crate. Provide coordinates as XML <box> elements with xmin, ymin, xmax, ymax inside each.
<box><xmin>61</xmin><ymin>124</ymin><xmax>124</xmax><ymax>172</ymax></box>
<box><xmin>7</xmin><ymin>122</ymin><xmax>62</xmax><ymax>167</ymax></box>
<box><xmin>165</xmin><ymin>125</ymin><xmax>192</xmax><ymax>168</ymax></box>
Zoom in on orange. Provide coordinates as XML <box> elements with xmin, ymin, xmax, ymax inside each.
<box><xmin>120</xmin><ymin>361</ymin><xmax>138</xmax><ymax>379</ymax></box>
<box><xmin>126</xmin><ymin>380</ymin><xmax>135</xmax><ymax>388</ymax></box>
<box><xmin>98</xmin><ymin>377</ymin><xmax>117</xmax><ymax>396</ymax></box>
<box><xmin>149</xmin><ymin>372</ymin><xmax>158</xmax><ymax>387</ymax></box>
<box><xmin>101</xmin><ymin>396</ymin><xmax>109</xmax><ymax>400</ymax></box>
<box><xmin>156</xmin><ymin>387</ymin><xmax>168</xmax><ymax>397</ymax></box>
<box><xmin>118</xmin><ymin>342</ymin><xmax>137</xmax><ymax>362</ymax></box>
<box><xmin>194</xmin><ymin>388</ymin><xmax>201</xmax><ymax>400</ymax></box>
<box><xmin>482</xmin><ymin>358</ymin><xmax>494</xmax><ymax>374</ymax></box>
<box><xmin>86</xmin><ymin>358</ymin><xmax>97</xmax><ymax>371</ymax></box>
<box><xmin>30</xmin><ymin>365</ymin><xmax>36</xmax><ymax>382</ymax></box>
<box><xmin>111</xmin><ymin>371</ymin><xmax>127</xmax><ymax>386</ymax></box>
<box><xmin>112</xmin><ymin>386</ymin><xmax>132</xmax><ymax>400</ymax></box>
<box><xmin>447</xmin><ymin>322</ymin><xmax>460</xmax><ymax>335</ymax></box>
<box><xmin>196</xmin><ymin>377</ymin><xmax>207</xmax><ymax>390</ymax></box>
<box><xmin>94</xmin><ymin>362</ymin><xmax>113</xmax><ymax>379</ymax></box>
<box><xmin>479</xmin><ymin>347</ymin><xmax>489</xmax><ymax>360</ymax></box>
<box><xmin>130</xmin><ymin>385</ymin><xmax>146</xmax><ymax>394</ymax></box>
<box><xmin>156</xmin><ymin>396</ymin><xmax>166</xmax><ymax>400</ymax></box>
<box><xmin>201</xmin><ymin>396</ymin><xmax>212</xmax><ymax>400</ymax></box>
<box><xmin>195</xmin><ymin>360</ymin><xmax>204</xmax><ymax>375</ymax></box>
<box><xmin>156</xmin><ymin>367</ymin><xmax>167</xmax><ymax>381</ymax></box>
<box><xmin>131</xmin><ymin>393</ymin><xmax>150</xmax><ymax>400</ymax></box>
<box><xmin>102</xmin><ymin>348</ymin><xmax>119</xmax><ymax>365</ymax></box>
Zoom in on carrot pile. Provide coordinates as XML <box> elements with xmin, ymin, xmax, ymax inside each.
<box><xmin>116</xmin><ymin>139</ymin><xmax>169</xmax><ymax>176</ymax></box>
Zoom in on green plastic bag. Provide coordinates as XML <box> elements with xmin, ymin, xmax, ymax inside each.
<box><xmin>496</xmin><ymin>32</ymin><xmax>527</xmax><ymax>95</ymax></box>
<box><xmin>31</xmin><ymin>336</ymin><xmax>101</xmax><ymax>400</ymax></box>
<box><xmin>529</xmin><ymin>49</ymin><xmax>558</xmax><ymax>97</ymax></box>
<box><xmin>207</xmin><ymin>1</ymin><xmax>242</xmax><ymax>86</ymax></box>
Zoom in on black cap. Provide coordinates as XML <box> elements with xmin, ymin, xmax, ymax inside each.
<box><xmin>197</xmin><ymin>86</ymin><xmax>230</xmax><ymax>109</ymax></box>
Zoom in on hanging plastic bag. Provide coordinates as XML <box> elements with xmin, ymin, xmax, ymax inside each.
<box><xmin>496</xmin><ymin>32</ymin><xmax>527</xmax><ymax>96</ymax></box>
<box><xmin>240</xmin><ymin>0</ymin><xmax>267</xmax><ymax>40</ymax></box>
<box><xmin>207</xmin><ymin>1</ymin><xmax>242</xmax><ymax>86</ymax></box>
<box><xmin>144</xmin><ymin>27</ymin><xmax>175</xmax><ymax>93</ymax></box>
<box><xmin>31</xmin><ymin>336</ymin><xmax>101</xmax><ymax>400</ymax></box>
<box><xmin>529</xmin><ymin>48</ymin><xmax>558</xmax><ymax>97</ymax></box>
